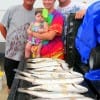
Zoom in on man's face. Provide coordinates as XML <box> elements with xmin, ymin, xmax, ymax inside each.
<box><xmin>42</xmin><ymin>0</ymin><xmax>55</xmax><ymax>10</ymax></box>
<box><xmin>24</xmin><ymin>0</ymin><xmax>35</xmax><ymax>6</ymax></box>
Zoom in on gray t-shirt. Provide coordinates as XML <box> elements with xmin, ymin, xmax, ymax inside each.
<box><xmin>1</xmin><ymin>5</ymin><xmax>35</xmax><ymax>61</ymax></box>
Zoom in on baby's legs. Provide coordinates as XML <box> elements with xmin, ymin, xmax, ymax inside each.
<box><xmin>25</xmin><ymin>42</ymin><xmax>32</xmax><ymax>58</ymax></box>
<box><xmin>36</xmin><ymin>43</ymin><xmax>42</xmax><ymax>57</ymax></box>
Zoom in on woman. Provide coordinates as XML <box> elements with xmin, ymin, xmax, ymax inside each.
<box><xmin>31</xmin><ymin>0</ymin><xmax>64</xmax><ymax>59</ymax></box>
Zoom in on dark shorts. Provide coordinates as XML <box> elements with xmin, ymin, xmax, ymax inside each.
<box><xmin>4</xmin><ymin>57</ymin><xmax>19</xmax><ymax>89</ymax></box>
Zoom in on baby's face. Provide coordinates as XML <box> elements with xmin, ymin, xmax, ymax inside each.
<box><xmin>35</xmin><ymin>13</ymin><xmax>44</xmax><ymax>22</ymax></box>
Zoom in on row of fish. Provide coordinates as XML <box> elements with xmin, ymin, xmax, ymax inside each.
<box><xmin>17</xmin><ymin>83</ymin><xmax>88</xmax><ymax>93</ymax></box>
<box><xmin>26</xmin><ymin>58</ymin><xmax>69</xmax><ymax>71</ymax></box>
<box><xmin>15</xmin><ymin>74</ymin><xmax>84</xmax><ymax>85</ymax></box>
<box><xmin>18</xmin><ymin>88</ymin><xmax>93</xmax><ymax>100</ymax></box>
<box><xmin>15</xmin><ymin>58</ymin><xmax>93</xmax><ymax>100</ymax></box>
<box><xmin>15</xmin><ymin>69</ymin><xmax>84</xmax><ymax>84</ymax></box>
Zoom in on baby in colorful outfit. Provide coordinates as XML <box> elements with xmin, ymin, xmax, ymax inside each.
<box><xmin>25</xmin><ymin>8</ymin><xmax>48</xmax><ymax>58</ymax></box>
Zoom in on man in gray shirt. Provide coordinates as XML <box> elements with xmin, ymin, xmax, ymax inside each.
<box><xmin>0</xmin><ymin>0</ymin><xmax>36</xmax><ymax>93</ymax></box>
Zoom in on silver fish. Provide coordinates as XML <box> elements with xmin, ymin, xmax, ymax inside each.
<box><xmin>14</xmin><ymin>69</ymin><xmax>83</xmax><ymax>80</ymax></box>
<box><xmin>30</xmin><ymin>71</ymin><xmax>83</xmax><ymax>78</ymax></box>
<box><xmin>26</xmin><ymin>58</ymin><xmax>69</xmax><ymax>70</ymax></box>
<box><xmin>14</xmin><ymin>69</ymin><xmax>32</xmax><ymax>77</ymax></box>
<box><xmin>27</xmin><ymin>83</ymin><xmax>88</xmax><ymax>93</ymax></box>
<box><xmin>32</xmin><ymin>66</ymin><xmax>63</xmax><ymax>72</ymax></box>
<box><xmin>26</xmin><ymin>58</ymin><xmax>67</xmax><ymax>64</ymax></box>
<box><xmin>15</xmin><ymin>68</ymin><xmax>83</xmax><ymax>78</ymax></box>
<box><xmin>26</xmin><ymin>58</ymin><xmax>54</xmax><ymax>63</ymax></box>
<box><xmin>26</xmin><ymin>61</ymin><xmax>60</xmax><ymax>69</ymax></box>
<box><xmin>18</xmin><ymin>88</ymin><xmax>84</xmax><ymax>98</ymax></box>
<box><xmin>32</xmin><ymin>97</ymin><xmax>94</xmax><ymax>100</ymax></box>
<box><xmin>54</xmin><ymin>59</ymin><xmax>69</xmax><ymax>70</ymax></box>
<box><xmin>15</xmin><ymin>75</ymin><xmax>84</xmax><ymax>84</ymax></box>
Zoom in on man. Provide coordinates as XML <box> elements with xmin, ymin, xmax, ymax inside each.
<box><xmin>58</xmin><ymin>0</ymin><xmax>87</xmax><ymax>18</ymax></box>
<box><xmin>0</xmin><ymin>0</ymin><xmax>36</xmax><ymax>92</ymax></box>
<box><xmin>57</xmin><ymin>0</ymin><xmax>87</xmax><ymax>60</ymax></box>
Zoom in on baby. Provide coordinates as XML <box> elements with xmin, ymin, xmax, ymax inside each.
<box><xmin>25</xmin><ymin>8</ymin><xmax>48</xmax><ymax>58</ymax></box>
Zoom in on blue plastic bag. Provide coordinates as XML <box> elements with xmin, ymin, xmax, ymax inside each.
<box><xmin>75</xmin><ymin>1</ymin><xmax>100</xmax><ymax>64</ymax></box>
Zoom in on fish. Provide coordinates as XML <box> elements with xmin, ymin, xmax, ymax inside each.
<box><xmin>26</xmin><ymin>58</ymin><xmax>54</xmax><ymax>63</ymax></box>
<box><xmin>54</xmin><ymin>59</ymin><xmax>69</xmax><ymax>70</ymax></box>
<box><xmin>26</xmin><ymin>58</ymin><xmax>69</xmax><ymax>70</ymax></box>
<box><xmin>14</xmin><ymin>69</ymin><xmax>33</xmax><ymax>77</ymax></box>
<box><xmin>25</xmin><ymin>69</ymin><xmax>83</xmax><ymax>77</ymax></box>
<box><xmin>32</xmin><ymin>97</ymin><xmax>94</xmax><ymax>100</ymax></box>
<box><xmin>32</xmin><ymin>66</ymin><xmax>63</xmax><ymax>72</ymax></box>
<box><xmin>32</xmin><ymin>72</ymin><xmax>82</xmax><ymax>79</ymax></box>
<box><xmin>26</xmin><ymin>61</ymin><xmax>60</xmax><ymax>69</ymax></box>
<box><xmin>15</xmin><ymin>75</ymin><xmax>84</xmax><ymax>84</ymax></box>
<box><xmin>14</xmin><ymin>69</ymin><xmax>83</xmax><ymax>79</ymax></box>
<box><xmin>26</xmin><ymin>58</ymin><xmax>67</xmax><ymax>64</ymax></box>
<box><xmin>27</xmin><ymin>83</ymin><xmax>88</xmax><ymax>93</ymax></box>
<box><xmin>15</xmin><ymin>68</ymin><xmax>83</xmax><ymax>78</ymax></box>
<box><xmin>26</xmin><ymin>65</ymin><xmax>63</xmax><ymax>72</ymax></box>
<box><xmin>18</xmin><ymin>88</ymin><xmax>84</xmax><ymax>99</ymax></box>
<box><xmin>29</xmin><ymin>71</ymin><xmax>83</xmax><ymax>78</ymax></box>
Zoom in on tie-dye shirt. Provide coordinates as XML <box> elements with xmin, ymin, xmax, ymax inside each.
<box><xmin>40</xmin><ymin>10</ymin><xmax>64</xmax><ymax>59</ymax></box>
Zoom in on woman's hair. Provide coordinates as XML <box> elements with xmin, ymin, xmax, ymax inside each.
<box><xmin>35</xmin><ymin>8</ymin><xmax>43</xmax><ymax>15</ymax></box>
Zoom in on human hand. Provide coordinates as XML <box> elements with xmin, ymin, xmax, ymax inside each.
<box><xmin>31</xmin><ymin>31</ymin><xmax>38</xmax><ymax>37</ymax></box>
<box><xmin>75</xmin><ymin>9</ymin><xmax>86</xmax><ymax>19</ymax></box>
<box><xmin>27</xmin><ymin>29</ymin><xmax>33</xmax><ymax>36</ymax></box>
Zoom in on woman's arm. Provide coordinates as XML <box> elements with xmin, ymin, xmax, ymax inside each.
<box><xmin>38</xmin><ymin>22</ymin><xmax>48</xmax><ymax>33</ymax></box>
<box><xmin>0</xmin><ymin>23</ymin><xmax>7</xmax><ymax>39</ymax></box>
<box><xmin>32</xmin><ymin>30</ymin><xmax>57</xmax><ymax>40</ymax></box>
<box><xmin>32</xmin><ymin>11</ymin><xmax>64</xmax><ymax>41</ymax></box>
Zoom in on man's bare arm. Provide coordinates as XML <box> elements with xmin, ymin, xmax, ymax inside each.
<box><xmin>0</xmin><ymin>23</ymin><xmax>7</xmax><ymax>39</ymax></box>
<box><xmin>75</xmin><ymin>9</ymin><xmax>86</xmax><ymax>19</ymax></box>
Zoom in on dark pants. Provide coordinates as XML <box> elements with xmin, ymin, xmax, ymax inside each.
<box><xmin>4</xmin><ymin>57</ymin><xmax>19</xmax><ymax>89</ymax></box>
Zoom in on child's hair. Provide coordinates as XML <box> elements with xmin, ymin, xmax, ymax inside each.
<box><xmin>35</xmin><ymin>8</ymin><xmax>43</xmax><ymax>15</ymax></box>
